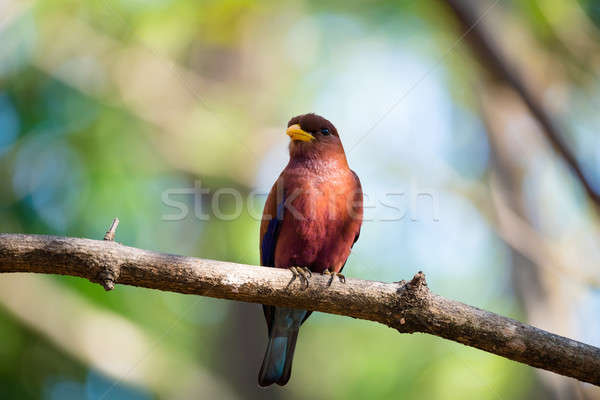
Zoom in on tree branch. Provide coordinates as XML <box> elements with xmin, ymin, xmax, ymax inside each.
<box><xmin>443</xmin><ymin>0</ymin><xmax>600</xmax><ymax>209</ymax></box>
<box><xmin>1</xmin><ymin>233</ymin><xmax>599</xmax><ymax>385</ymax></box>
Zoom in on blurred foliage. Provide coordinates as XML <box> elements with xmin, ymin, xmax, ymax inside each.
<box><xmin>1</xmin><ymin>0</ymin><xmax>599</xmax><ymax>399</ymax></box>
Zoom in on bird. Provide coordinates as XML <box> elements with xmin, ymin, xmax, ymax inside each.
<box><xmin>258</xmin><ymin>113</ymin><xmax>363</xmax><ymax>386</ymax></box>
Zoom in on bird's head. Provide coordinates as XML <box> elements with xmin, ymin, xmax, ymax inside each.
<box><xmin>286</xmin><ymin>113</ymin><xmax>346</xmax><ymax>161</ymax></box>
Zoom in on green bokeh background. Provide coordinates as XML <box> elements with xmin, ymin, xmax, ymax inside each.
<box><xmin>1</xmin><ymin>0</ymin><xmax>599</xmax><ymax>399</ymax></box>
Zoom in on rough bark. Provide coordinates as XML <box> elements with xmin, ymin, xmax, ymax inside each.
<box><xmin>0</xmin><ymin>233</ymin><xmax>599</xmax><ymax>385</ymax></box>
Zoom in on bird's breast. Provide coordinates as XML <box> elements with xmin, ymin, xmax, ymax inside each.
<box><xmin>274</xmin><ymin>167</ymin><xmax>360</xmax><ymax>272</ymax></box>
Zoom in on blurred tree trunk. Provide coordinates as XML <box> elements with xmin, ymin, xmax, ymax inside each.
<box><xmin>480</xmin><ymin>85</ymin><xmax>590</xmax><ymax>400</ymax></box>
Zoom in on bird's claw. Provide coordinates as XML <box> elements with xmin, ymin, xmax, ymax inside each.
<box><xmin>322</xmin><ymin>269</ymin><xmax>345</xmax><ymax>286</ymax></box>
<box><xmin>289</xmin><ymin>266</ymin><xmax>311</xmax><ymax>288</ymax></box>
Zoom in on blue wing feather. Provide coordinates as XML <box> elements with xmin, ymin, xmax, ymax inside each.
<box><xmin>261</xmin><ymin>197</ymin><xmax>285</xmax><ymax>267</ymax></box>
<box><xmin>261</xmin><ymin>196</ymin><xmax>285</xmax><ymax>336</ymax></box>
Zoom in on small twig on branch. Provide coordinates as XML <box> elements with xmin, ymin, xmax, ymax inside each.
<box><xmin>0</xmin><ymin>233</ymin><xmax>599</xmax><ymax>385</ymax></box>
<box><xmin>103</xmin><ymin>218</ymin><xmax>119</xmax><ymax>241</ymax></box>
<box><xmin>98</xmin><ymin>217</ymin><xmax>121</xmax><ymax>290</ymax></box>
<box><xmin>443</xmin><ymin>0</ymin><xmax>600</xmax><ymax>209</ymax></box>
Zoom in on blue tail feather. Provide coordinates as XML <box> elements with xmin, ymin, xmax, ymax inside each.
<box><xmin>258</xmin><ymin>307</ymin><xmax>306</xmax><ymax>387</ymax></box>
<box><xmin>259</xmin><ymin>336</ymin><xmax>289</xmax><ymax>386</ymax></box>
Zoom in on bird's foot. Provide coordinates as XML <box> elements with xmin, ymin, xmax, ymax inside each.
<box><xmin>289</xmin><ymin>266</ymin><xmax>311</xmax><ymax>288</ymax></box>
<box><xmin>322</xmin><ymin>268</ymin><xmax>345</xmax><ymax>286</ymax></box>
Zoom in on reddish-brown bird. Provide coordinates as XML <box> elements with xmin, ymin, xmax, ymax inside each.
<box><xmin>258</xmin><ymin>113</ymin><xmax>363</xmax><ymax>386</ymax></box>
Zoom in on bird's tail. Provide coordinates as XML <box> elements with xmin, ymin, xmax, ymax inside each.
<box><xmin>258</xmin><ymin>307</ymin><xmax>307</xmax><ymax>387</ymax></box>
<box><xmin>258</xmin><ymin>328</ymin><xmax>299</xmax><ymax>387</ymax></box>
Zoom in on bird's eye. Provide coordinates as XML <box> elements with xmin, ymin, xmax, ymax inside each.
<box><xmin>321</xmin><ymin>128</ymin><xmax>330</xmax><ymax>135</ymax></box>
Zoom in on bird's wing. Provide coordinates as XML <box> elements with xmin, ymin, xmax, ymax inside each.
<box><xmin>336</xmin><ymin>170</ymin><xmax>363</xmax><ymax>275</ymax></box>
<box><xmin>260</xmin><ymin>182</ymin><xmax>285</xmax><ymax>267</ymax></box>
<box><xmin>260</xmin><ymin>180</ymin><xmax>285</xmax><ymax>334</ymax></box>
<box><xmin>350</xmin><ymin>169</ymin><xmax>363</xmax><ymax>248</ymax></box>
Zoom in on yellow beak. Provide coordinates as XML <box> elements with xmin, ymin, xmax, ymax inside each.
<box><xmin>286</xmin><ymin>124</ymin><xmax>315</xmax><ymax>142</ymax></box>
